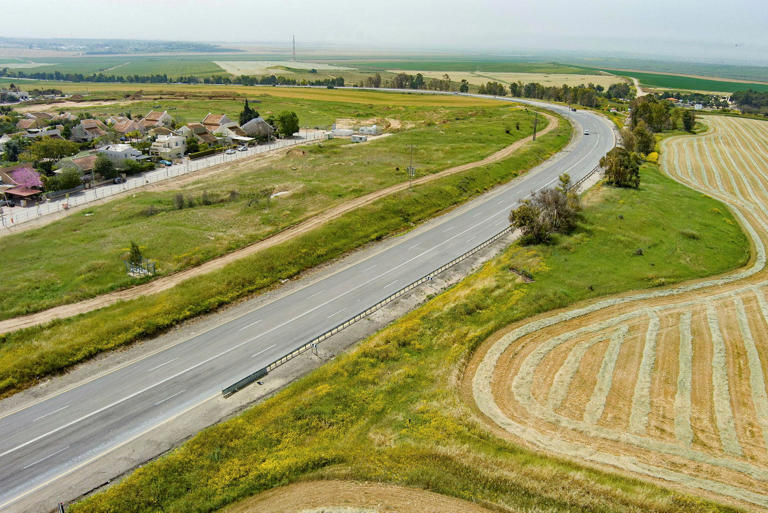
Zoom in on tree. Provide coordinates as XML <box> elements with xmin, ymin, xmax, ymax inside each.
<box><xmin>392</xmin><ymin>73</ymin><xmax>411</xmax><ymax>89</ymax></box>
<box><xmin>459</xmin><ymin>79</ymin><xmax>469</xmax><ymax>93</ymax></box>
<box><xmin>632</xmin><ymin>120</ymin><xmax>655</xmax><ymax>154</ymax></box>
<box><xmin>509</xmin><ymin>174</ymin><xmax>580</xmax><ymax>244</ymax></box>
<box><xmin>600</xmin><ymin>147</ymin><xmax>641</xmax><ymax>188</ymax></box>
<box><xmin>186</xmin><ymin>136</ymin><xmax>199</xmax><ymax>154</ymax></box>
<box><xmin>94</xmin><ymin>154</ymin><xmax>116</xmax><ymax>179</ymax></box>
<box><xmin>58</xmin><ymin>167</ymin><xmax>83</xmax><ymax>190</ymax></box>
<box><xmin>128</xmin><ymin>241</ymin><xmax>143</xmax><ymax>266</ymax></box>
<box><xmin>275</xmin><ymin>111</ymin><xmax>299</xmax><ymax>138</ymax></box>
<box><xmin>238</xmin><ymin>99</ymin><xmax>259</xmax><ymax>126</ymax></box>
<box><xmin>25</xmin><ymin>138</ymin><xmax>80</xmax><ymax>161</ymax></box>
<box><xmin>682</xmin><ymin>109</ymin><xmax>696</xmax><ymax>132</ymax></box>
<box><xmin>620</xmin><ymin>127</ymin><xmax>636</xmax><ymax>152</ymax></box>
<box><xmin>2</xmin><ymin>137</ymin><xmax>26</xmax><ymax>162</ymax></box>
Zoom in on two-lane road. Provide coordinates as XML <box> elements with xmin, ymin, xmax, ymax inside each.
<box><xmin>0</xmin><ymin>96</ymin><xmax>615</xmax><ymax>510</ymax></box>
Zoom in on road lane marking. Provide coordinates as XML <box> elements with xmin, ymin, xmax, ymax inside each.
<box><xmin>327</xmin><ymin>309</ymin><xmax>346</xmax><ymax>319</ymax></box>
<box><xmin>0</xmin><ymin>333</ymin><xmax>263</xmax><ymax>460</ymax></box>
<box><xmin>383</xmin><ymin>280</ymin><xmax>399</xmax><ymax>289</ymax></box>
<box><xmin>22</xmin><ymin>447</ymin><xmax>68</xmax><ymax>470</ymax></box>
<box><xmin>33</xmin><ymin>405</ymin><xmax>69</xmax><ymax>422</ymax></box>
<box><xmin>148</xmin><ymin>358</ymin><xmax>178</xmax><ymax>372</ymax></box>
<box><xmin>154</xmin><ymin>391</ymin><xmax>185</xmax><ymax>407</ymax></box>
<box><xmin>251</xmin><ymin>344</ymin><xmax>276</xmax><ymax>358</ymax></box>
<box><xmin>238</xmin><ymin>319</ymin><xmax>262</xmax><ymax>332</ymax></box>
<box><xmin>363</xmin><ymin>264</ymin><xmax>377</xmax><ymax>272</ymax></box>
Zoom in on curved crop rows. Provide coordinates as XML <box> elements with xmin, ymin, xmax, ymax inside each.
<box><xmin>470</xmin><ymin>116</ymin><xmax>768</xmax><ymax>508</ymax></box>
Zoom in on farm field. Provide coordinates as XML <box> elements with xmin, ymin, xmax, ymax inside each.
<box><xmin>387</xmin><ymin>70</ymin><xmax>624</xmax><ymax>89</ymax></box>
<box><xmin>0</xmin><ymin>102</ymin><xmax>541</xmax><ymax>319</ymax></box>
<box><xmin>602</xmin><ymin>69</ymin><xmax>768</xmax><ymax>93</ymax></box>
<box><xmin>70</xmin><ymin>161</ymin><xmax>748</xmax><ymax>512</ymax></box>
<box><xmin>469</xmin><ymin>115</ymin><xmax>768</xmax><ymax>508</ymax></box>
<box><xmin>214</xmin><ymin>60</ymin><xmax>353</xmax><ymax>75</ymax></box>
<box><xmin>342</xmin><ymin>59</ymin><xmax>597</xmax><ymax>74</ymax></box>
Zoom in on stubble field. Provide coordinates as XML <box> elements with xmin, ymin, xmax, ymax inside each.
<box><xmin>469</xmin><ymin>115</ymin><xmax>768</xmax><ymax>508</ymax></box>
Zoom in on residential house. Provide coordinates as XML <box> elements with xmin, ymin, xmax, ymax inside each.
<box><xmin>202</xmin><ymin>113</ymin><xmax>252</xmax><ymax>144</ymax></box>
<box><xmin>112</xmin><ymin>119</ymin><xmax>145</xmax><ymax>136</ymax></box>
<box><xmin>150</xmin><ymin>135</ymin><xmax>186</xmax><ymax>160</ymax></box>
<box><xmin>71</xmin><ymin>119</ymin><xmax>109</xmax><ymax>142</ymax></box>
<box><xmin>16</xmin><ymin>118</ymin><xmax>48</xmax><ymax>131</ymax></box>
<box><xmin>58</xmin><ymin>153</ymin><xmax>98</xmax><ymax>182</ymax></box>
<box><xmin>241</xmin><ymin>117</ymin><xmax>274</xmax><ymax>139</ymax></box>
<box><xmin>98</xmin><ymin>143</ymin><xmax>144</xmax><ymax>165</ymax></box>
<box><xmin>52</xmin><ymin>112</ymin><xmax>78</xmax><ymax>123</ymax></box>
<box><xmin>0</xmin><ymin>165</ymin><xmax>43</xmax><ymax>205</ymax></box>
<box><xmin>201</xmin><ymin>113</ymin><xmax>236</xmax><ymax>133</ymax></box>
<box><xmin>139</xmin><ymin>110</ymin><xmax>173</xmax><ymax>130</ymax></box>
<box><xmin>179</xmin><ymin>123</ymin><xmax>217</xmax><ymax>145</ymax></box>
<box><xmin>149</xmin><ymin>126</ymin><xmax>173</xmax><ymax>137</ymax></box>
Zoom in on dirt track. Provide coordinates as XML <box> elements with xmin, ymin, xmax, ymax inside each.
<box><xmin>223</xmin><ymin>481</ymin><xmax>498</xmax><ymax>513</ymax></box>
<box><xmin>0</xmin><ymin>113</ymin><xmax>557</xmax><ymax>334</ymax></box>
<box><xmin>467</xmin><ymin>116</ymin><xmax>768</xmax><ymax>510</ymax></box>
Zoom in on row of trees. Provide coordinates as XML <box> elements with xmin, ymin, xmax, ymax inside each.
<box><xmin>366</xmin><ymin>72</ymin><xmax>453</xmax><ymax>91</ymax></box>
<box><xmin>731</xmin><ymin>89</ymin><xmax>768</xmax><ymax>115</ymax></box>
<box><xmin>476</xmin><ymin>81</ymin><xmax>633</xmax><ymax>107</ymax></box>
<box><xmin>0</xmin><ymin>69</ymin><xmax>345</xmax><ymax>88</ymax></box>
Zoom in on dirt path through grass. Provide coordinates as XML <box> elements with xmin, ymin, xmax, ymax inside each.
<box><xmin>0</xmin><ymin>112</ymin><xmax>557</xmax><ymax>334</ymax></box>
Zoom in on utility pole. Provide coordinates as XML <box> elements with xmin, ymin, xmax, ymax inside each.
<box><xmin>407</xmin><ymin>145</ymin><xmax>415</xmax><ymax>189</ymax></box>
<box><xmin>532</xmin><ymin>112</ymin><xmax>539</xmax><ymax>141</ymax></box>
<box><xmin>292</xmin><ymin>35</ymin><xmax>296</xmax><ymax>61</ymax></box>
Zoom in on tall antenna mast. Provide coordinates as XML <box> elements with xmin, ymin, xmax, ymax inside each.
<box><xmin>292</xmin><ymin>35</ymin><xmax>296</xmax><ymax>61</ymax></box>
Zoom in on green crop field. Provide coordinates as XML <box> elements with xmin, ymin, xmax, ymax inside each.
<box><xmin>603</xmin><ymin>68</ymin><xmax>768</xmax><ymax>93</ymax></box>
<box><xmin>70</xmin><ymin>163</ymin><xmax>748</xmax><ymax>513</ymax></box>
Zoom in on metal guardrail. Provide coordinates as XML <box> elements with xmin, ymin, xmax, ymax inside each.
<box><xmin>221</xmin><ymin>158</ymin><xmax>605</xmax><ymax>397</ymax></box>
<box><xmin>221</xmin><ymin>224</ymin><xmax>514</xmax><ymax>397</ymax></box>
<box><xmin>570</xmin><ymin>165</ymin><xmax>602</xmax><ymax>192</ymax></box>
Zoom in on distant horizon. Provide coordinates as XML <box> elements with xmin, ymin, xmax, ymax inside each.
<box><xmin>3</xmin><ymin>0</ymin><xmax>767</xmax><ymax>67</ymax></box>
<box><xmin>2</xmin><ymin>35</ymin><xmax>767</xmax><ymax>71</ymax></box>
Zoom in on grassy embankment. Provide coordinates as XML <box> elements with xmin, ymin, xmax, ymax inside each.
<box><xmin>0</xmin><ymin>113</ymin><xmax>569</xmax><ymax>397</ymax></box>
<box><xmin>72</xmin><ymin>163</ymin><xmax>749</xmax><ymax>513</ymax></box>
<box><xmin>1</xmin><ymin>102</ymin><xmax>536</xmax><ymax>319</ymax></box>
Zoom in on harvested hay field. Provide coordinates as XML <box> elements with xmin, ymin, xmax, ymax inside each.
<box><xmin>224</xmin><ymin>481</ymin><xmax>497</xmax><ymax>513</ymax></box>
<box><xmin>468</xmin><ymin>115</ymin><xmax>768</xmax><ymax>509</ymax></box>
<box><xmin>387</xmin><ymin>70</ymin><xmax>625</xmax><ymax>89</ymax></box>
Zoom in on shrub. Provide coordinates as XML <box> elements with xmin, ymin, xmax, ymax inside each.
<box><xmin>509</xmin><ymin>174</ymin><xmax>580</xmax><ymax>244</ymax></box>
<box><xmin>174</xmin><ymin>193</ymin><xmax>184</xmax><ymax>210</ymax></box>
<box><xmin>600</xmin><ymin>147</ymin><xmax>641</xmax><ymax>188</ymax></box>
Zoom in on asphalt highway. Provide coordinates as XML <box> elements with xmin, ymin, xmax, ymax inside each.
<box><xmin>0</xmin><ymin>96</ymin><xmax>615</xmax><ymax>509</ymax></box>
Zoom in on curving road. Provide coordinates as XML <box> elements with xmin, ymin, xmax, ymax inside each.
<box><xmin>0</xmin><ymin>95</ymin><xmax>615</xmax><ymax>510</ymax></box>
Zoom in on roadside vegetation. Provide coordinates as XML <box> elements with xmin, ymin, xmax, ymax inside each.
<box><xmin>0</xmin><ymin>115</ymin><xmax>570</xmax><ymax>397</ymax></box>
<box><xmin>72</xmin><ymin>163</ymin><xmax>748</xmax><ymax>513</ymax></box>
<box><xmin>1</xmin><ymin>104</ymin><xmax>541</xmax><ymax>319</ymax></box>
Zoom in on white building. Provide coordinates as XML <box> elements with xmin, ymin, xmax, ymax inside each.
<box><xmin>359</xmin><ymin>125</ymin><xmax>381</xmax><ymax>135</ymax></box>
<box><xmin>150</xmin><ymin>135</ymin><xmax>186</xmax><ymax>160</ymax></box>
<box><xmin>351</xmin><ymin>134</ymin><xmax>368</xmax><ymax>143</ymax></box>
<box><xmin>98</xmin><ymin>144</ymin><xmax>144</xmax><ymax>164</ymax></box>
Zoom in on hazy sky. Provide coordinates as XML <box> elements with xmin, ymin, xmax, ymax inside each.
<box><xmin>4</xmin><ymin>0</ymin><xmax>767</xmax><ymax>64</ymax></box>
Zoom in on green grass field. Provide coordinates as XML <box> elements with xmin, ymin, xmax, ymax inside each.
<box><xmin>71</xmin><ymin>163</ymin><xmax>748</xmax><ymax>513</ymax></box>
<box><xmin>0</xmin><ymin>104</ymin><xmax>540</xmax><ymax>320</ymax></box>
<box><xmin>0</xmin><ymin>116</ymin><xmax>570</xmax><ymax>397</ymax></box>
<box><xmin>603</xmin><ymin>68</ymin><xmax>768</xmax><ymax>93</ymax></box>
